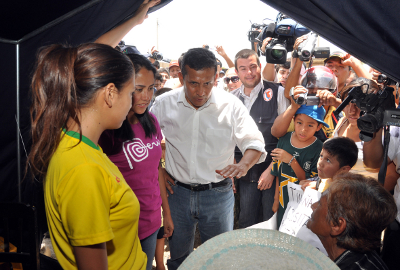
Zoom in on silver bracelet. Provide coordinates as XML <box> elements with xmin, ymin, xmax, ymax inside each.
<box><xmin>288</xmin><ymin>156</ymin><xmax>296</xmax><ymax>166</ymax></box>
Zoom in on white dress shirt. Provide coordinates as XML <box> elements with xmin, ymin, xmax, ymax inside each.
<box><xmin>151</xmin><ymin>87</ymin><xmax>266</xmax><ymax>184</ymax></box>
<box><xmin>237</xmin><ymin>80</ymin><xmax>289</xmax><ymax>114</ymax></box>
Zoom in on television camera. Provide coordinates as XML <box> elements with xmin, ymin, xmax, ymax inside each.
<box><xmin>333</xmin><ymin>83</ymin><xmax>397</xmax><ymax>142</ymax></box>
<box><xmin>254</xmin><ymin>13</ymin><xmax>329</xmax><ymax>64</ymax></box>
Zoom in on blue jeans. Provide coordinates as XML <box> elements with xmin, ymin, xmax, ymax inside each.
<box><xmin>166</xmin><ymin>180</ymin><xmax>234</xmax><ymax>270</ymax></box>
<box><xmin>238</xmin><ymin>178</ymin><xmax>276</xmax><ymax>228</ymax></box>
<box><xmin>140</xmin><ymin>228</ymin><xmax>159</xmax><ymax>270</ymax></box>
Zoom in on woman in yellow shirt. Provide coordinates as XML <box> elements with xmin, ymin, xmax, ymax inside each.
<box><xmin>28</xmin><ymin>43</ymin><xmax>146</xmax><ymax>270</ymax></box>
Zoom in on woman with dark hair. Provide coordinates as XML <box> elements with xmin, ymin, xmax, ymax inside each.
<box><xmin>29</xmin><ymin>43</ymin><xmax>146</xmax><ymax>269</ymax></box>
<box><xmin>307</xmin><ymin>173</ymin><xmax>397</xmax><ymax>269</ymax></box>
<box><xmin>99</xmin><ymin>53</ymin><xmax>173</xmax><ymax>270</ymax></box>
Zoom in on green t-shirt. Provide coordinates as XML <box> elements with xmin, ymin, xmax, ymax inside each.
<box><xmin>271</xmin><ymin>132</ymin><xmax>323</xmax><ymax>227</ymax></box>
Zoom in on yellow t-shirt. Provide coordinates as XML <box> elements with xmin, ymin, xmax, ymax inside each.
<box><xmin>44</xmin><ymin>131</ymin><xmax>146</xmax><ymax>270</ymax></box>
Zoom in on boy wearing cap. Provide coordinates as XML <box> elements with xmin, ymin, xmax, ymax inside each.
<box><xmin>270</xmin><ymin>104</ymin><xmax>327</xmax><ymax>227</ymax></box>
<box><xmin>277</xmin><ymin>64</ymin><xmax>342</xmax><ymax>141</ymax></box>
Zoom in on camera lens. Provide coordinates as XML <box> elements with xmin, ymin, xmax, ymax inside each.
<box><xmin>271</xmin><ymin>49</ymin><xmax>284</xmax><ymax>60</ymax></box>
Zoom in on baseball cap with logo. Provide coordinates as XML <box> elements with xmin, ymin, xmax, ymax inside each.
<box><xmin>295</xmin><ymin>105</ymin><xmax>329</xmax><ymax>128</ymax></box>
<box><xmin>169</xmin><ymin>60</ymin><xmax>179</xmax><ymax>68</ymax></box>
<box><xmin>323</xmin><ymin>51</ymin><xmax>346</xmax><ymax>64</ymax></box>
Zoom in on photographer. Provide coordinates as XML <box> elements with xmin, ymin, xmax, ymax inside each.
<box><xmin>271</xmin><ymin>36</ymin><xmax>343</xmax><ymax>141</ymax></box>
<box><xmin>324</xmin><ymin>51</ymin><xmax>371</xmax><ymax>97</ymax></box>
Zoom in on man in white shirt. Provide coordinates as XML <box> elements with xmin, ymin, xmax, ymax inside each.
<box><xmin>231</xmin><ymin>49</ymin><xmax>290</xmax><ymax>228</ymax></box>
<box><xmin>151</xmin><ymin>48</ymin><xmax>266</xmax><ymax>270</ymax></box>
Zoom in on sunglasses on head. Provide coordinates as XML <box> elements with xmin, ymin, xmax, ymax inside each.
<box><xmin>224</xmin><ymin>76</ymin><xmax>240</xmax><ymax>84</ymax></box>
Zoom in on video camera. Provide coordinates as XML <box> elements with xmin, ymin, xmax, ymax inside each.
<box><xmin>378</xmin><ymin>74</ymin><xmax>398</xmax><ymax>86</ymax></box>
<box><xmin>334</xmin><ymin>83</ymin><xmax>396</xmax><ymax>142</ymax></box>
<box><xmin>296</xmin><ymin>32</ymin><xmax>330</xmax><ymax>62</ymax></box>
<box><xmin>151</xmin><ymin>51</ymin><xmax>164</xmax><ymax>61</ymax></box>
<box><xmin>256</xmin><ymin>13</ymin><xmax>310</xmax><ymax>64</ymax></box>
<box><xmin>289</xmin><ymin>87</ymin><xmax>320</xmax><ymax>106</ymax></box>
<box><xmin>248</xmin><ymin>23</ymin><xmax>267</xmax><ymax>43</ymax></box>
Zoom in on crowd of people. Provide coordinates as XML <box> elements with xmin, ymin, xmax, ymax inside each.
<box><xmin>25</xmin><ymin>1</ymin><xmax>400</xmax><ymax>269</ymax></box>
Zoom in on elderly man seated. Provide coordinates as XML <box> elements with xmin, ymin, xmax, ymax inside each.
<box><xmin>307</xmin><ymin>173</ymin><xmax>397</xmax><ymax>270</ymax></box>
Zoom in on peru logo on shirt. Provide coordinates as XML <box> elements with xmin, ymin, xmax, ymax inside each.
<box><xmin>112</xmin><ymin>173</ymin><xmax>121</xmax><ymax>184</ymax></box>
<box><xmin>263</xmin><ymin>88</ymin><xmax>273</xmax><ymax>102</ymax></box>
<box><xmin>123</xmin><ymin>138</ymin><xmax>160</xmax><ymax>169</ymax></box>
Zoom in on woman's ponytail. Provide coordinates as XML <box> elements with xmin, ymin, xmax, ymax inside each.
<box><xmin>29</xmin><ymin>45</ymin><xmax>79</xmax><ymax>177</ymax></box>
<box><xmin>28</xmin><ymin>43</ymin><xmax>134</xmax><ymax>179</ymax></box>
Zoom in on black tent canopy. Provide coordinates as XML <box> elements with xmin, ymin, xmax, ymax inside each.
<box><xmin>0</xmin><ymin>0</ymin><xmax>170</xmax><ymax>204</ymax></box>
<box><xmin>1</xmin><ymin>0</ymin><xmax>399</xmax><ymax>204</ymax></box>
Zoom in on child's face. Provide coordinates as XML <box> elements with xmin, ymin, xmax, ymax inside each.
<box><xmin>317</xmin><ymin>148</ymin><xmax>341</xmax><ymax>179</ymax></box>
<box><xmin>293</xmin><ymin>114</ymin><xmax>322</xmax><ymax>142</ymax></box>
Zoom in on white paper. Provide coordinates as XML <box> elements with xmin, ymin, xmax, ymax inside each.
<box><xmin>279</xmin><ymin>183</ymin><xmax>328</xmax><ymax>256</ymax></box>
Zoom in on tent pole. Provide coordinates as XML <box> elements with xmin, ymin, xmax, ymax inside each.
<box><xmin>16</xmin><ymin>43</ymin><xmax>21</xmax><ymax>203</ymax></box>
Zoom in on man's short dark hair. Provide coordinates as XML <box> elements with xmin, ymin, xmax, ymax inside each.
<box><xmin>275</xmin><ymin>60</ymin><xmax>291</xmax><ymax>73</ymax></box>
<box><xmin>180</xmin><ymin>48</ymin><xmax>217</xmax><ymax>78</ymax></box>
<box><xmin>322</xmin><ymin>137</ymin><xmax>358</xmax><ymax>168</ymax></box>
<box><xmin>326</xmin><ymin>173</ymin><xmax>397</xmax><ymax>252</ymax></box>
<box><xmin>178</xmin><ymin>52</ymin><xmax>185</xmax><ymax>68</ymax></box>
<box><xmin>234</xmin><ymin>49</ymin><xmax>260</xmax><ymax>70</ymax></box>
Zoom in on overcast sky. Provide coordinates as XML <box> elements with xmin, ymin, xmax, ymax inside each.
<box><xmin>124</xmin><ymin>0</ymin><xmax>341</xmax><ymax>67</ymax></box>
